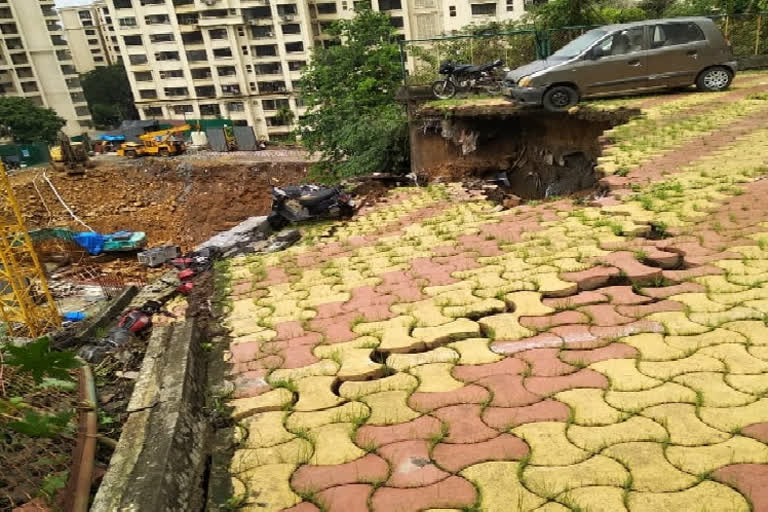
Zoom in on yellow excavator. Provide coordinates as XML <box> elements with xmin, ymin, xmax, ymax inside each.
<box><xmin>117</xmin><ymin>124</ymin><xmax>190</xmax><ymax>158</ymax></box>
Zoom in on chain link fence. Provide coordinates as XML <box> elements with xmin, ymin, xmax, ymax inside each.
<box><xmin>400</xmin><ymin>13</ymin><xmax>768</xmax><ymax>86</ymax></box>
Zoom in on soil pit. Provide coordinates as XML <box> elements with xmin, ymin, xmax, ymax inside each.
<box><xmin>410</xmin><ymin>106</ymin><xmax>639</xmax><ymax>199</ymax></box>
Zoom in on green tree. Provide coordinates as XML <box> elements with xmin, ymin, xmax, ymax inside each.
<box><xmin>0</xmin><ymin>97</ymin><xmax>65</xmax><ymax>144</ymax></box>
<box><xmin>80</xmin><ymin>64</ymin><xmax>138</xmax><ymax>128</ymax></box>
<box><xmin>298</xmin><ymin>9</ymin><xmax>408</xmax><ymax>181</ymax></box>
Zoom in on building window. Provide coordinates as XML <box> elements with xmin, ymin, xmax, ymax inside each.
<box><xmin>217</xmin><ymin>66</ymin><xmax>237</xmax><ymax>77</ymax></box>
<box><xmin>316</xmin><ymin>2</ymin><xmax>337</xmax><ymax>14</ymax></box>
<box><xmin>172</xmin><ymin>104</ymin><xmax>194</xmax><ymax>114</ymax></box>
<box><xmin>139</xmin><ymin>89</ymin><xmax>158</xmax><ymax>99</ymax></box>
<box><xmin>285</xmin><ymin>41</ymin><xmax>303</xmax><ymax>53</ymax></box>
<box><xmin>287</xmin><ymin>60</ymin><xmax>305</xmax><ymax>71</ymax></box>
<box><xmin>379</xmin><ymin>0</ymin><xmax>401</xmax><ymax>10</ymax></box>
<box><xmin>159</xmin><ymin>69</ymin><xmax>184</xmax><ymax>78</ymax></box>
<box><xmin>238</xmin><ymin>27</ymin><xmax>245</xmax><ymax>36</ymax></box>
<box><xmin>213</xmin><ymin>48</ymin><xmax>233</xmax><ymax>59</ymax></box>
<box><xmin>145</xmin><ymin>14</ymin><xmax>170</xmax><ymax>25</ymax></box>
<box><xmin>143</xmin><ymin>106</ymin><xmax>163</xmax><ymax>117</ymax></box>
<box><xmin>149</xmin><ymin>33</ymin><xmax>175</xmax><ymax>43</ymax></box>
<box><xmin>85</xmin><ymin>29</ymin><xmax>96</xmax><ymax>35</ymax></box>
<box><xmin>124</xmin><ymin>35</ymin><xmax>142</xmax><ymax>45</ymax></box>
<box><xmin>250</xmin><ymin>26</ymin><xmax>274</xmax><ymax>39</ymax></box>
<box><xmin>88</xmin><ymin>38</ymin><xmax>99</xmax><ymax>45</ymax></box>
<box><xmin>228</xmin><ymin>101</ymin><xmax>245</xmax><ymax>112</ymax></box>
<box><xmin>199</xmin><ymin>104</ymin><xmax>221</xmax><ymax>116</ymax></box>
<box><xmin>141</xmin><ymin>0</ymin><xmax>166</xmax><ymax>4</ymax></box>
<box><xmin>471</xmin><ymin>3</ymin><xmax>496</xmax><ymax>15</ymax></box>
<box><xmin>389</xmin><ymin>16</ymin><xmax>404</xmax><ymax>28</ymax></box>
<box><xmin>262</xmin><ymin>98</ymin><xmax>289</xmax><ymax>111</ymax></box>
<box><xmin>90</xmin><ymin>48</ymin><xmax>101</xmax><ymax>54</ymax></box>
<box><xmin>155</xmin><ymin>51</ymin><xmax>180</xmax><ymax>61</ymax></box>
<box><xmin>79</xmin><ymin>10</ymin><xmax>92</xmax><ymax>20</ymax></box>
<box><xmin>222</xmin><ymin>84</ymin><xmax>241</xmax><ymax>95</ymax></box>
<box><xmin>118</xmin><ymin>17</ymin><xmax>137</xmax><ymax>27</ymax></box>
<box><xmin>21</xmin><ymin>82</ymin><xmax>39</xmax><ymax>93</ymax></box>
<box><xmin>277</xmin><ymin>4</ymin><xmax>297</xmax><ymax>16</ymax></box>
<box><xmin>182</xmin><ymin>32</ymin><xmax>204</xmax><ymax>45</ymax></box>
<box><xmin>114</xmin><ymin>0</ymin><xmax>133</xmax><ymax>8</ymax></box>
<box><xmin>282</xmin><ymin>24</ymin><xmax>301</xmax><ymax>35</ymax></box>
<box><xmin>342</xmin><ymin>1</ymin><xmax>348</xmax><ymax>9</ymax></box>
<box><xmin>164</xmin><ymin>87</ymin><xmax>188</xmax><ymax>96</ymax></box>
<box><xmin>209</xmin><ymin>28</ymin><xmax>228</xmax><ymax>40</ymax></box>
<box><xmin>79</xmin><ymin>120</ymin><xmax>94</xmax><ymax>129</ymax></box>
<box><xmin>255</xmin><ymin>62</ymin><xmax>281</xmax><ymax>74</ymax></box>
<box><xmin>254</xmin><ymin>44</ymin><xmax>278</xmax><ymax>57</ymax></box>
<box><xmin>258</xmin><ymin>81</ymin><xmax>286</xmax><ymax>93</ymax></box>
<box><xmin>177</xmin><ymin>14</ymin><xmax>199</xmax><ymax>25</ymax></box>
<box><xmin>191</xmin><ymin>67</ymin><xmax>212</xmax><ymax>79</ymax></box>
<box><xmin>195</xmin><ymin>86</ymin><xmax>215</xmax><ymax>97</ymax></box>
<box><xmin>134</xmin><ymin>71</ymin><xmax>153</xmax><ymax>81</ymax></box>
<box><xmin>506</xmin><ymin>0</ymin><xmax>514</xmax><ymax>10</ymax></box>
<box><xmin>129</xmin><ymin>54</ymin><xmax>148</xmax><ymax>65</ymax></box>
<box><xmin>76</xmin><ymin>106</ymin><xmax>92</xmax><ymax>117</ymax></box>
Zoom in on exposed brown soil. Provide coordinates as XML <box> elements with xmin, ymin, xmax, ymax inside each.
<box><xmin>12</xmin><ymin>158</ymin><xmax>311</xmax><ymax>253</ymax></box>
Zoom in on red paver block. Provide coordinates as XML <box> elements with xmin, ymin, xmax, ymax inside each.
<box><xmin>713</xmin><ymin>464</ymin><xmax>768</xmax><ymax>512</ymax></box>
<box><xmin>230</xmin><ymin>341</ymin><xmax>283</xmax><ymax>364</ymax></box>
<box><xmin>562</xmin><ymin>266</ymin><xmax>621</xmax><ymax>291</ymax></box>
<box><xmin>639</xmin><ymin>282</ymin><xmax>706</xmax><ymax>299</ymax></box>
<box><xmin>356</xmin><ymin>416</ymin><xmax>444</xmax><ymax>449</ymax></box>
<box><xmin>378</xmin><ymin>440</ymin><xmax>450</xmax><ymax>487</ymax></box>
<box><xmin>519</xmin><ymin>311</ymin><xmax>591</xmax><ymax>330</ymax></box>
<box><xmin>452</xmin><ymin>357</ymin><xmax>526</xmax><ymax>382</ymax></box>
<box><xmin>344</xmin><ymin>286</ymin><xmax>396</xmax><ymax>311</ymax></box>
<box><xmin>483</xmin><ymin>399</ymin><xmax>570</xmax><ymax>430</ymax></box>
<box><xmin>663</xmin><ymin>265</ymin><xmax>724</xmax><ymax>281</ymax></box>
<box><xmin>314</xmin><ymin>302</ymin><xmax>346</xmax><ymax>319</ymax></box>
<box><xmin>616</xmin><ymin>300</ymin><xmax>685</xmax><ymax>318</ymax></box>
<box><xmin>550</xmin><ymin>325</ymin><xmax>597</xmax><ymax>345</ymax></box>
<box><xmin>317</xmin><ymin>483</ymin><xmax>372</xmax><ymax>512</ymax></box>
<box><xmin>434</xmin><ymin>254</ymin><xmax>481</xmax><ymax>272</ymax></box>
<box><xmin>408</xmin><ymin>384</ymin><xmax>490</xmax><ymax>412</ymax></box>
<box><xmin>560</xmin><ymin>343</ymin><xmax>639</xmax><ymax>365</ymax></box>
<box><xmin>516</xmin><ymin>348</ymin><xmax>578</xmax><ymax>377</ymax></box>
<box><xmin>601</xmin><ymin>251</ymin><xmax>662</xmax><ymax>284</ymax></box>
<box><xmin>279</xmin><ymin>345</ymin><xmax>320</xmax><ymax>369</ymax></box>
<box><xmin>432</xmin><ymin>433</ymin><xmax>530</xmax><ymax>472</ymax></box>
<box><xmin>292</xmin><ymin>454</ymin><xmax>389</xmax><ymax>493</ymax></box>
<box><xmin>231</xmin><ymin>369</ymin><xmax>270</xmax><ymax>398</ymax></box>
<box><xmin>475</xmin><ymin>374</ymin><xmax>542</xmax><ymax>408</ymax></box>
<box><xmin>578</xmin><ymin>304</ymin><xmax>635</xmax><ymax>327</ymax></box>
<box><xmin>590</xmin><ymin>320</ymin><xmax>664</xmax><ymax>340</ymax></box>
<box><xmin>741</xmin><ymin>423</ymin><xmax>768</xmax><ymax>443</ymax></box>
<box><xmin>261</xmin><ymin>266</ymin><xmax>290</xmax><ymax>286</ymax></box>
<box><xmin>641</xmin><ymin>246</ymin><xmax>681</xmax><ymax>269</ymax></box>
<box><xmin>524</xmin><ymin>368</ymin><xmax>608</xmax><ymax>396</ymax></box>
<box><xmin>370</xmin><ymin>476</ymin><xmax>476</xmax><ymax>512</ymax></box>
<box><xmin>310</xmin><ymin>312</ymin><xmax>360</xmax><ymax>343</ymax></box>
<box><xmin>595</xmin><ymin>286</ymin><xmax>651</xmax><ymax>305</ymax></box>
<box><xmin>543</xmin><ymin>291</ymin><xmax>609</xmax><ymax>309</ymax></box>
<box><xmin>491</xmin><ymin>333</ymin><xmax>564</xmax><ymax>355</ymax></box>
<box><xmin>274</xmin><ymin>321</ymin><xmax>306</xmax><ymax>341</ymax></box>
<box><xmin>431</xmin><ymin>404</ymin><xmax>500</xmax><ymax>443</ymax></box>
<box><xmin>231</xmin><ymin>355</ymin><xmax>283</xmax><ymax>375</ymax></box>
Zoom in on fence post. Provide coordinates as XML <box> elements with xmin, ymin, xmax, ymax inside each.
<box><xmin>470</xmin><ymin>36</ymin><xmax>473</xmax><ymax>63</ymax></box>
<box><xmin>756</xmin><ymin>15</ymin><xmax>763</xmax><ymax>56</ymax></box>
<box><xmin>724</xmin><ymin>14</ymin><xmax>730</xmax><ymax>41</ymax></box>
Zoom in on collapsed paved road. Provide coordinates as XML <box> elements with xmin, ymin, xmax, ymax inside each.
<box><xmin>211</xmin><ymin>71</ymin><xmax>768</xmax><ymax>511</ymax></box>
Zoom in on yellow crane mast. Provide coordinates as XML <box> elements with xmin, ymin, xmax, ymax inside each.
<box><xmin>0</xmin><ymin>162</ymin><xmax>60</xmax><ymax>337</ymax></box>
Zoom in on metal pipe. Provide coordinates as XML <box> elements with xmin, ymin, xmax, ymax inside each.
<box><xmin>72</xmin><ymin>362</ymin><xmax>98</xmax><ymax>512</ymax></box>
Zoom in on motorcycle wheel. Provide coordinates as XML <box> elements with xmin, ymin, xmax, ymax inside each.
<box><xmin>267</xmin><ymin>212</ymin><xmax>289</xmax><ymax>231</ymax></box>
<box><xmin>432</xmin><ymin>80</ymin><xmax>457</xmax><ymax>100</ymax></box>
<box><xmin>486</xmin><ymin>81</ymin><xmax>503</xmax><ymax>95</ymax></box>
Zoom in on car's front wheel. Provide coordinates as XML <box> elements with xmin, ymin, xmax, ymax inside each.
<box><xmin>542</xmin><ymin>85</ymin><xmax>579</xmax><ymax>112</ymax></box>
<box><xmin>696</xmin><ymin>66</ymin><xmax>733</xmax><ymax>92</ymax></box>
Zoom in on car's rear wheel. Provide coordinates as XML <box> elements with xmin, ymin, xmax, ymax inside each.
<box><xmin>542</xmin><ymin>85</ymin><xmax>579</xmax><ymax>112</ymax></box>
<box><xmin>432</xmin><ymin>80</ymin><xmax>457</xmax><ymax>99</ymax></box>
<box><xmin>696</xmin><ymin>66</ymin><xmax>733</xmax><ymax>92</ymax></box>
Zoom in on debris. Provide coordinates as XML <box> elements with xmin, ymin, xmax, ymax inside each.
<box><xmin>115</xmin><ymin>371</ymin><xmax>139</xmax><ymax>380</ymax></box>
<box><xmin>138</xmin><ymin>246</ymin><xmax>181</xmax><ymax>267</ymax></box>
<box><xmin>267</xmin><ymin>184</ymin><xmax>354</xmax><ymax>230</ymax></box>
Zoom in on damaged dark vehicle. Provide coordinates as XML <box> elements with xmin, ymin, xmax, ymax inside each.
<box><xmin>267</xmin><ymin>185</ymin><xmax>355</xmax><ymax>230</ymax></box>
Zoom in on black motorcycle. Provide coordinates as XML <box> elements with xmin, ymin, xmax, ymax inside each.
<box><xmin>432</xmin><ymin>59</ymin><xmax>505</xmax><ymax>99</ymax></box>
<box><xmin>267</xmin><ymin>185</ymin><xmax>355</xmax><ymax>230</ymax></box>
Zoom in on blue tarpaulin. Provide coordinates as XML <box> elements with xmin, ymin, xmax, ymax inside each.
<box><xmin>99</xmin><ymin>135</ymin><xmax>126</xmax><ymax>142</ymax></box>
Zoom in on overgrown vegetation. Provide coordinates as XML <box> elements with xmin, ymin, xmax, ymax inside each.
<box><xmin>81</xmin><ymin>64</ymin><xmax>139</xmax><ymax>129</ymax></box>
<box><xmin>0</xmin><ymin>97</ymin><xmax>65</xmax><ymax>144</ymax></box>
<box><xmin>298</xmin><ymin>8</ymin><xmax>409</xmax><ymax>182</ymax></box>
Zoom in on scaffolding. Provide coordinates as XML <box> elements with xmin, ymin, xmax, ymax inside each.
<box><xmin>0</xmin><ymin>162</ymin><xmax>60</xmax><ymax>337</ymax></box>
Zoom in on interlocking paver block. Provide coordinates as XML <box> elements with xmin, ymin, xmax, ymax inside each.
<box><xmin>370</xmin><ymin>476</ymin><xmax>476</xmax><ymax>512</ymax></box>
<box><xmin>523</xmin><ymin>455</ymin><xmax>629</xmax><ymax>497</ymax></box>
<box><xmin>229</xmin><ymin>388</ymin><xmax>294</xmax><ymax>419</ymax></box>
<box><xmin>230</xmin><ymin>464</ymin><xmax>299</xmax><ymax>511</ymax></box>
<box><xmin>673</xmin><ymin>372</ymin><xmax>754</xmax><ymax>407</ymax></box>
<box><xmin>411</xmin><ymin>318</ymin><xmax>482</xmax><ymax>347</ymax></box>
<box><xmin>291</xmin><ymin>453</ymin><xmax>389</xmax><ymax>493</ymax></box>
<box><xmin>355</xmin><ymin>415</ymin><xmax>443</xmax><ymax>449</ymax></box>
<box><xmin>338</xmin><ymin>372</ymin><xmax>418</xmax><ymax>400</ymax></box>
<box><xmin>293</xmin><ymin>376</ymin><xmax>344</xmax><ymax>411</ymax></box>
<box><xmin>447</xmin><ymin>338</ymin><xmax>502</xmax><ymax>365</ymax></box>
<box><xmin>603</xmin><ymin>441</ymin><xmax>696</xmax><ymax>492</ymax></box>
<box><xmin>627</xmin><ymin>481</ymin><xmax>749</xmax><ymax>512</ymax></box>
<box><xmin>378</xmin><ymin>439</ymin><xmax>449</xmax><ymax>487</ymax></box>
<box><xmin>713</xmin><ymin>464</ymin><xmax>768</xmax><ymax>512</ymax></box>
<box><xmin>482</xmin><ymin>399</ymin><xmax>570</xmax><ymax>430</ymax></box>
<box><xmin>666</xmin><ymin>436</ymin><xmax>768</xmax><ymax>474</ymax></box>
<box><xmin>558</xmin><ymin>486</ymin><xmax>628</xmax><ymax>512</ymax></box>
<box><xmin>432</xmin><ymin>433</ymin><xmax>529</xmax><ymax>472</ymax></box>
<box><xmin>605</xmin><ymin>382</ymin><xmax>697</xmax><ymax>410</ymax></box>
<box><xmin>460</xmin><ymin>461</ymin><xmax>546</xmax><ymax>512</ymax></box>
<box><xmin>408</xmin><ymin>384</ymin><xmax>489</xmax><ymax>412</ymax></box>
<box><xmin>567</xmin><ymin>416</ymin><xmax>667</xmax><ymax>452</ymax></box>
<box><xmin>511</xmin><ymin>422</ymin><xmax>589</xmax><ymax>465</ymax></box>
<box><xmin>431</xmin><ymin>403</ymin><xmax>498</xmax><ymax>444</ymax></box>
<box><xmin>554</xmin><ymin>388</ymin><xmax>624</xmax><ymax>426</ymax></box>
<box><xmin>361</xmin><ymin>390</ymin><xmax>421</xmax><ymax>425</ymax></box>
<box><xmin>240</xmin><ymin>411</ymin><xmax>294</xmax><ymax>448</ymax></box>
<box><xmin>286</xmin><ymin>402</ymin><xmax>369</xmax><ymax>431</ymax></box>
<box><xmin>387</xmin><ymin>347</ymin><xmax>459</xmax><ymax>371</ymax></box>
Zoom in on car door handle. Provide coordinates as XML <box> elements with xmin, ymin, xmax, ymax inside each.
<box><xmin>627</xmin><ymin>59</ymin><xmax>641</xmax><ymax>66</ymax></box>
<box><xmin>687</xmin><ymin>50</ymin><xmax>698</xmax><ymax>57</ymax></box>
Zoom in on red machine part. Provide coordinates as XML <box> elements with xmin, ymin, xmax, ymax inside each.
<box><xmin>178</xmin><ymin>269</ymin><xmax>196</xmax><ymax>281</ymax></box>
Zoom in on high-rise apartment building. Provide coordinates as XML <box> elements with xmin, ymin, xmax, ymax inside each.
<box><xmin>59</xmin><ymin>0</ymin><xmax>121</xmax><ymax>73</ymax></box>
<box><xmin>104</xmin><ymin>0</ymin><xmax>528</xmax><ymax>140</ymax></box>
<box><xmin>0</xmin><ymin>0</ymin><xmax>93</xmax><ymax>135</ymax></box>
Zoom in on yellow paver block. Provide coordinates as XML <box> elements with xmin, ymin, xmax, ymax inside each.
<box><xmin>550</xmin><ymin>257</ymin><xmax>591</xmax><ymax>273</ymax></box>
<box><xmin>710</xmin><ymin>287</ymin><xmax>768</xmax><ymax>305</ymax></box>
<box><xmin>699</xmin><ymin>399</ymin><xmax>768</xmax><ymax>432</ymax></box>
<box><xmin>533</xmin><ymin>503</ymin><xmax>569</xmax><ymax>512</ymax></box>
<box><xmin>726</xmin><ymin>373</ymin><xmax>768</xmax><ymax>395</ymax></box>
<box><xmin>700</xmin><ymin>343</ymin><xmax>768</xmax><ymax>374</ymax></box>
<box><xmin>646</xmin><ymin>312</ymin><xmax>710</xmax><ymax>335</ymax></box>
<box><xmin>241</xmin><ymin>411</ymin><xmax>294</xmax><ymax>448</ymax></box>
<box><xmin>387</xmin><ymin>347</ymin><xmax>459</xmax><ymax>371</ymax></box>
<box><xmin>460</xmin><ymin>461</ymin><xmax>546</xmax><ymax>512</ymax></box>
<box><xmin>512</xmin><ymin>422</ymin><xmax>590</xmax><ymax>465</ymax></box>
<box><xmin>411</xmin><ymin>318</ymin><xmax>482</xmax><ymax>347</ymax></box>
<box><xmin>605</xmin><ymin>382</ymin><xmax>697</xmax><ymax>411</ymax></box>
<box><xmin>229</xmin><ymin>389</ymin><xmax>294</xmax><ymax>420</ymax></box>
<box><xmin>554</xmin><ymin>389</ymin><xmax>624</xmax><ymax>426</ymax></box>
<box><xmin>715</xmin><ymin>260</ymin><xmax>768</xmax><ymax>277</ymax></box>
<box><xmin>448</xmin><ymin>338</ymin><xmax>502</xmax><ymax>365</ymax></box>
<box><xmin>294</xmin><ymin>376</ymin><xmax>344</xmax><ymax>412</ymax></box>
<box><xmin>724</xmin><ymin>320</ymin><xmax>768</xmax><ymax>345</ymax></box>
<box><xmin>557</xmin><ymin>486</ymin><xmax>627</xmax><ymax>512</ymax></box>
<box><xmin>308</xmin><ymin>422</ymin><xmax>366</xmax><ymax>465</ymax></box>
<box><xmin>744</xmin><ymin>298</ymin><xmax>768</xmax><ymax>312</ymax></box>
<box><xmin>479</xmin><ymin>313</ymin><xmax>535</xmax><ymax>341</ymax></box>
<box><xmin>748</xmin><ymin>345</ymin><xmax>768</xmax><ymax>362</ymax></box>
<box><xmin>689</xmin><ymin>306</ymin><xmax>764</xmax><ymax>328</ymax></box>
<box><xmin>619</xmin><ymin>333</ymin><xmax>686</xmax><ymax>361</ymax></box>
<box><xmin>602</xmin><ymin>441</ymin><xmax>696</xmax><ymax>492</ymax></box>
<box><xmin>230</xmin><ymin>438</ymin><xmax>313</xmax><ymax>472</ymax></box>
<box><xmin>431</xmin><ymin>286</ymin><xmax>478</xmax><ymax>306</ymax></box>
<box><xmin>627</xmin><ymin>480</ymin><xmax>749</xmax><ymax>512</ymax></box>
<box><xmin>505</xmin><ymin>291</ymin><xmax>556</xmax><ymax>317</ymax></box>
<box><xmin>637</xmin><ymin>353</ymin><xmax>724</xmax><ymax>379</ymax></box>
<box><xmin>693</xmin><ymin>275</ymin><xmax>748</xmax><ymax>293</ymax></box>
<box><xmin>673</xmin><ymin>372</ymin><xmax>754</xmax><ymax>407</ymax></box>
<box><xmin>669</xmin><ymin>293</ymin><xmax>729</xmax><ymax>313</ymax></box>
<box><xmin>268</xmin><ymin>360</ymin><xmax>339</xmax><ymax>384</ymax></box>
<box><xmin>475</xmin><ymin>281</ymin><xmax>536</xmax><ymax>299</ymax></box>
<box><xmin>232</xmin><ymin>464</ymin><xmax>300</xmax><ymax>512</ymax></box>
<box><xmin>355</xmin><ymin>316</ymin><xmax>423</xmax><ymax>353</ymax></box>
<box><xmin>361</xmin><ymin>390</ymin><xmax>421</xmax><ymax>425</ymax></box>
<box><xmin>338</xmin><ymin>373</ymin><xmax>418</xmax><ymax>399</ymax></box>
<box><xmin>530</xmin><ymin>273</ymin><xmax>579</xmax><ymax>298</ymax></box>
<box><xmin>443</xmin><ymin>298</ymin><xmax>507</xmax><ymax>319</ymax></box>
<box><xmin>229</xmin><ymin>321</ymin><xmax>277</xmax><ymax>340</ymax></box>
<box><xmin>666</xmin><ymin>436</ymin><xmax>768</xmax><ymax>474</ymax></box>
<box><xmin>285</xmin><ymin>402</ymin><xmax>369</xmax><ymax>431</ymax></box>
<box><xmin>642</xmin><ymin>402</ymin><xmax>728</xmax><ymax>445</ymax></box>
<box><xmin>410</xmin><ymin>363</ymin><xmax>465</xmax><ymax>393</ymax></box>
<box><xmin>590</xmin><ymin>359</ymin><xmax>663</xmax><ymax>391</ymax></box>
<box><xmin>470</xmin><ymin>271</ymin><xmax>511</xmax><ymax>291</ymax></box>
<box><xmin>323</xmin><ymin>346</ymin><xmax>383</xmax><ymax>381</ymax></box>
<box><xmin>665</xmin><ymin>328</ymin><xmax>747</xmax><ymax>352</ymax></box>
<box><xmin>567</xmin><ymin>416</ymin><xmax>667</xmax><ymax>452</ymax></box>
<box><xmin>523</xmin><ymin>455</ymin><xmax>629</xmax><ymax>497</ymax></box>
<box><xmin>392</xmin><ymin>299</ymin><xmax>453</xmax><ymax>328</ymax></box>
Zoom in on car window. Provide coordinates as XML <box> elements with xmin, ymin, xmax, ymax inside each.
<box><xmin>594</xmin><ymin>26</ymin><xmax>645</xmax><ymax>57</ymax></box>
<box><xmin>651</xmin><ymin>22</ymin><xmax>705</xmax><ymax>48</ymax></box>
<box><xmin>551</xmin><ymin>29</ymin><xmax>607</xmax><ymax>59</ymax></box>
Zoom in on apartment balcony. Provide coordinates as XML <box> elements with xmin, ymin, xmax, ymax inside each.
<box><xmin>198</xmin><ymin>11</ymin><xmax>243</xmax><ymax>27</ymax></box>
<box><xmin>245</xmin><ymin>16</ymin><xmax>274</xmax><ymax>26</ymax></box>
<box><xmin>0</xmin><ymin>8</ymin><xmax>13</xmax><ymax>21</ymax></box>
